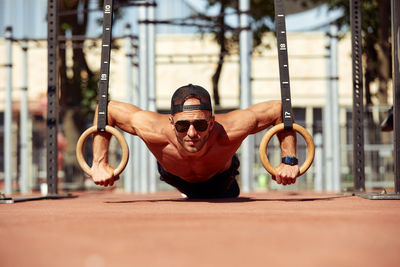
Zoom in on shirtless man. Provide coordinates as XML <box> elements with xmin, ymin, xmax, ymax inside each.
<box><xmin>92</xmin><ymin>84</ymin><xmax>299</xmax><ymax>198</ymax></box>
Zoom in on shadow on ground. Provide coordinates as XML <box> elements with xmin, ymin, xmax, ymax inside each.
<box><xmin>104</xmin><ymin>195</ymin><xmax>348</xmax><ymax>204</ymax></box>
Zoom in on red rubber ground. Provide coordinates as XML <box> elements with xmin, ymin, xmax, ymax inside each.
<box><xmin>1</xmin><ymin>190</ymin><xmax>400</xmax><ymax>267</ymax></box>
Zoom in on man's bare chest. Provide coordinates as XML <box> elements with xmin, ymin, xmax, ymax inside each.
<box><xmin>152</xmin><ymin>143</ymin><xmax>238</xmax><ymax>182</ymax></box>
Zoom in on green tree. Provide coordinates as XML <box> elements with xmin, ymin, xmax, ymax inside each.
<box><xmin>195</xmin><ymin>0</ymin><xmax>391</xmax><ymax>108</ymax></box>
<box><xmin>192</xmin><ymin>0</ymin><xmax>276</xmax><ymax>107</ymax></box>
<box><xmin>322</xmin><ymin>0</ymin><xmax>392</xmax><ymax>106</ymax></box>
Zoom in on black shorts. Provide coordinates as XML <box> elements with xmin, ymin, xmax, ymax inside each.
<box><xmin>157</xmin><ymin>155</ymin><xmax>240</xmax><ymax>199</ymax></box>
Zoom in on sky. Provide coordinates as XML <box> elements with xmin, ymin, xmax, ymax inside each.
<box><xmin>0</xmin><ymin>0</ymin><xmax>344</xmax><ymax>39</ymax></box>
<box><xmin>186</xmin><ymin>0</ymin><xmax>344</xmax><ymax>32</ymax></box>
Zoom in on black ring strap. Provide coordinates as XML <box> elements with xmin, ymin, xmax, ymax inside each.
<box><xmin>97</xmin><ymin>0</ymin><xmax>114</xmax><ymax>132</ymax></box>
<box><xmin>274</xmin><ymin>0</ymin><xmax>293</xmax><ymax>130</ymax></box>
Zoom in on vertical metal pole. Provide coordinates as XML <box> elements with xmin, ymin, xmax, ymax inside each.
<box><xmin>350</xmin><ymin>0</ymin><xmax>365</xmax><ymax>191</ymax></box>
<box><xmin>330</xmin><ymin>24</ymin><xmax>341</xmax><ymax>191</ymax></box>
<box><xmin>139</xmin><ymin>5</ymin><xmax>149</xmax><ymax>193</ymax></box>
<box><xmin>133</xmin><ymin>53</ymin><xmax>141</xmax><ymax>193</ymax></box>
<box><xmin>305</xmin><ymin>106</ymin><xmax>314</xmax><ymax>187</ymax></box>
<box><xmin>147</xmin><ymin>1</ymin><xmax>157</xmax><ymax>193</ymax></box>
<box><xmin>4</xmin><ymin>26</ymin><xmax>13</xmax><ymax>195</ymax></box>
<box><xmin>391</xmin><ymin>0</ymin><xmax>400</xmax><ymax>193</ymax></box>
<box><xmin>324</xmin><ymin>31</ymin><xmax>333</xmax><ymax>191</ymax></box>
<box><xmin>124</xmin><ymin>24</ymin><xmax>134</xmax><ymax>193</ymax></box>
<box><xmin>27</xmin><ymin>116</ymin><xmax>33</xmax><ymax>190</ymax></box>
<box><xmin>314</xmin><ymin>133</ymin><xmax>323</xmax><ymax>191</ymax></box>
<box><xmin>20</xmin><ymin>40</ymin><xmax>29</xmax><ymax>194</ymax></box>
<box><xmin>239</xmin><ymin>0</ymin><xmax>253</xmax><ymax>192</ymax></box>
<box><xmin>47</xmin><ymin>0</ymin><xmax>59</xmax><ymax>195</ymax></box>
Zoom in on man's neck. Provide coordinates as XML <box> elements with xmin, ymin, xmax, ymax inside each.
<box><xmin>177</xmin><ymin>143</ymin><xmax>209</xmax><ymax>159</ymax></box>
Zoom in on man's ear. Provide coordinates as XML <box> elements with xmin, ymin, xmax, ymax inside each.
<box><xmin>209</xmin><ymin>115</ymin><xmax>215</xmax><ymax>130</ymax></box>
<box><xmin>169</xmin><ymin>116</ymin><xmax>175</xmax><ymax>129</ymax></box>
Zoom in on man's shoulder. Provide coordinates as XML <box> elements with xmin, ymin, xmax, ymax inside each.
<box><xmin>132</xmin><ymin>110</ymin><xmax>168</xmax><ymax>120</ymax></box>
<box><xmin>214</xmin><ymin>109</ymin><xmax>256</xmax><ymax>130</ymax></box>
<box><xmin>213</xmin><ymin>110</ymin><xmax>255</xmax><ymax>144</ymax></box>
<box><xmin>215</xmin><ymin>108</ymin><xmax>254</xmax><ymax>119</ymax></box>
<box><xmin>132</xmin><ymin>111</ymin><xmax>171</xmax><ymax>142</ymax></box>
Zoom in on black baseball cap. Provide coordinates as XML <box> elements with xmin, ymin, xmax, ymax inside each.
<box><xmin>171</xmin><ymin>84</ymin><xmax>212</xmax><ymax>114</ymax></box>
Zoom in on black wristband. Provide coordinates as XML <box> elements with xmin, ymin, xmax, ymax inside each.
<box><xmin>281</xmin><ymin>156</ymin><xmax>298</xmax><ymax>165</ymax></box>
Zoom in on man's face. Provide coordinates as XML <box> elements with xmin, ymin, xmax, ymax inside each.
<box><xmin>170</xmin><ymin>98</ymin><xmax>214</xmax><ymax>153</ymax></box>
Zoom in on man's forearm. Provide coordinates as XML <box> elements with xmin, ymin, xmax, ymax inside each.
<box><xmin>277</xmin><ymin>130</ymin><xmax>297</xmax><ymax>157</ymax></box>
<box><xmin>92</xmin><ymin>105</ymin><xmax>112</xmax><ymax>165</ymax></box>
<box><xmin>92</xmin><ymin>132</ymin><xmax>112</xmax><ymax>164</ymax></box>
<box><xmin>272</xmin><ymin>101</ymin><xmax>296</xmax><ymax>157</ymax></box>
<box><xmin>91</xmin><ymin>101</ymin><xmax>142</xmax><ymax>165</ymax></box>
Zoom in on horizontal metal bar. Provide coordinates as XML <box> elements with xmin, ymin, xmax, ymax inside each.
<box><xmin>58</xmin><ymin>2</ymin><xmax>157</xmax><ymax>17</ymax></box>
<box><xmin>252</xmin><ymin>76</ymin><xmax>337</xmax><ymax>81</ymax></box>
<box><xmin>58</xmin><ymin>35</ymin><xmax>138</xmax><ymax>41</ymax></box>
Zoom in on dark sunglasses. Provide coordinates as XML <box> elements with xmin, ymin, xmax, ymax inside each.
<box><xmin>174</xmin><ymin>119</ymin><xmax>209</xmax><ymax>133</ymax></box>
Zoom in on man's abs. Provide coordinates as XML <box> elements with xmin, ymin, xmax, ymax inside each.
<box><xmin>147</xmin><ymin>136</ymin><xmax>241</xmax><ymax>182</ymax></box>
<box><xmin>152</xmin><ymin>149</ymin><xmax>235</xmax><ymax>183</ymax></box>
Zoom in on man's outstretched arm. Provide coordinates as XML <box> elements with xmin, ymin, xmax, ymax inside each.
<box><xmin>91</xmin><ymin>101</ymin><xmax>142</xmax><ymax>186</ymax></box>
<box><xmin>247</xmin><ymin>100</ymin><xmax>299</xmax><ymax>185</ymax></box>
<box><xmin>91</xmin><ymin>101</ymin><xmax>169</xmax><ymax>186</ymax></box>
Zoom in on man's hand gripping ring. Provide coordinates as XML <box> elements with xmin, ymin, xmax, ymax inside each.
<box><xmin>76</xmin><ymin>126</ymin><xmax>129</xmax><ymax>177</ymax></box>
<box><xmin>259</xmin><ymin>123</ymin><xmax>315</xmax><ymax>177</ymax></box>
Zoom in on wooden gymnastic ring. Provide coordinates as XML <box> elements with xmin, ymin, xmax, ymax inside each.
<box><xmin>259</xmin><ymin>123</ymin><xmax>315</xmax><ymax>177</ymax></box>
<box><xmin>76</xmin><ymin>125</ymin><xmax>129</xmax><ymax>177</ymax></box>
